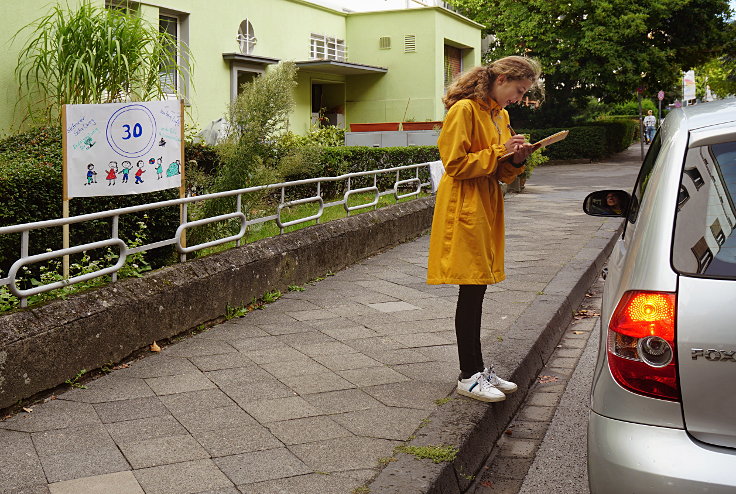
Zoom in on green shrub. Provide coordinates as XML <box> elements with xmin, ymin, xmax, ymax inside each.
<box><xmin>522</xmin><ymin>148</ymin><xmax>549</xmax><ymax>179</ymax></box>
<box><xmin>185</xmin><ymin>142</ymin><xmax>221</xmax><ymax>176</ymax></box>
<box><xmin>278</xmin><ymin>126</ymin><xmax>346</xmax><ymax>152</ymax></box>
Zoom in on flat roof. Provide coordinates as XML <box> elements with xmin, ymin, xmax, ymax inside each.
<box><xmin>294</xmin><ymin>60</ymin><xmax>388</xmax><ymax>75</ymax></box>
<box><xmin>222</xmin><ymin>53</ymin><xmax>281</xmax><ymax>65</ymax></box>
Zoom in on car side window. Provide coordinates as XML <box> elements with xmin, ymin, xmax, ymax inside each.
<box><xmin>672</xmin><ymin>140</ymin><xmax>736</xmax><ymax>277</ymax></box>
<box><xmin>627</xmin><ymin>133</ymin><xmax>662</xmax><ymax>226</ymax></box>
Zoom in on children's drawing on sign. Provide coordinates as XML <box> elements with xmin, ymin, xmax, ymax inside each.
<box><xmin>106</xmin><ymin>161</ymin><xmax>118</xmax><ymax>186</ymax></box>
<box><xmin>135</xmin><ymin>160</ymin><xmax>145</xmax><ymax>184</ymax></box>
<box><xmin>155</xmin><ymin>157</ymin><xmax>163</xmax><ymax>179</ymax></box>
<box><xmin>120</xmin><ymin>161</ymin><xmax>132</xmax><ymax>183</ymax></box>
<box><xmin>85</xmin><ymin>163</ymin><xmax>97</xmax><ymax>185</ymax></box>
<box><xmin>64</xmin><ymin>100</ymin><xmax>183</xmax><ymax>199</ymax></box>
<box><xmin>166</xmin><ymin>160</ymin><xmax>181</xmax><ymax>177</ymax></box>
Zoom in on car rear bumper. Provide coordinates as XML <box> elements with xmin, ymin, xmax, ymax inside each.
<box><xmin>588</xmin><ymin>411</ymin><xmax>736</xmax><ymax>493</ymax></box>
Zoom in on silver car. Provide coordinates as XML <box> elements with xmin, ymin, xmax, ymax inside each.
<box><xmin>584</xmin><ymin>99</ymin><xmax>736</xmax><ymax>492</ymax></box>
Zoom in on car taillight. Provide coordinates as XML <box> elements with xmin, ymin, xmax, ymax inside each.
<box><xmin>607</xmin><ymin>291</ymin><xmax>680</xmax><ymax>401</ymax></box>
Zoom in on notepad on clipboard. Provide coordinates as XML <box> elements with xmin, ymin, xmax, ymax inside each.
<box><xmin>499</xmin><ymin>130</ymin><xmax>569</xmax><ymax>163</ymax></box>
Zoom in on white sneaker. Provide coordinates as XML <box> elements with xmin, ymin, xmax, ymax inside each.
<box><xmin>483</xmin><ymin>366</ymin><xmax>517</xmax><ymax>394</ymax></box>
<box><xmin>457</xmin><ymin>372</ymin><xmax>506</xmax><ymax>402</ymax></box>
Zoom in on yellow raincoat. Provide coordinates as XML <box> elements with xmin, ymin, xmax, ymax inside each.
<box><xmin>426</xmin><ymin>98</ymin><xmax>524</xmax><ymax>285</ymax></box>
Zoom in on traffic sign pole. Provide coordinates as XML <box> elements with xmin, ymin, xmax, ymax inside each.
<box><xmin>657</xmin><ymin>90</ymin><xmax>664</xmax><ymax>128</ymax></box>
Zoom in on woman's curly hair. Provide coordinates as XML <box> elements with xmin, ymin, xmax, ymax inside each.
<box><xmin>442</xmin><ymin>56</ymin><xmax>542</xmax><ymax>111</ymax></box>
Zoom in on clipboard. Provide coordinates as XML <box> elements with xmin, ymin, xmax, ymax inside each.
<box><xmin>499</xmin><ymin>130</ymin><xmax>569</xmax><ymax>163</ymax></box>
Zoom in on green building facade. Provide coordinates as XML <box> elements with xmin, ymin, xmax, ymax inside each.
<box><xmin>0</xmin><ymin>0</ymin><xmax>482</xmax><ymax>136</ymax></box>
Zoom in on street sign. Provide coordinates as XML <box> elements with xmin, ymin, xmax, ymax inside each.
<box><xmin>658</xmin><ymin>90</ymin><xmax>665</xmax><ymax>101</ymax></box>
<box><xmin>683</xmin><ymin>70</ymin><xmax>696</xmax><ymax>101</ymax></box>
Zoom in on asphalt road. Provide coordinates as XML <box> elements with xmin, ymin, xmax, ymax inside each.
<box><xmin>518</xmin><ymin>287</ymin><xmax>600</xmax><ymax>494</ymax></box>
<box><xmin>467</xmin><ymin>275</ymin><xmax>605</xmax><ymax>494</ymax></box>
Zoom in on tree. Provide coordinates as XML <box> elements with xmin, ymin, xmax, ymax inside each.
<box><xmin>695</xmin><ymin>21</ymin><xmax>736</xmax><ymax>98</ymax></box>
<box><xmin>13</xmin><ymin>1</ymin><xmax>191</xmax><ymax>127</ymax></box>
<box><xmin>213</xmin><ymin>61</ymin><xmax>298</xmax><ymax>195</ymax></box>
<box><xmin>449</xmin><ymin>0</ymin><xmax>731</xmax><ymax>123</ymax></box>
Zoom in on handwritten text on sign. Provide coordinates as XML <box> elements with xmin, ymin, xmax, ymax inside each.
<box><xmin>64</xmin><ymin>100</ymin><xmax>183</xmax><ymax>198</ymax></box>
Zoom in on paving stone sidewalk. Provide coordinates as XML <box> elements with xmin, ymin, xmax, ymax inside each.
<box><xmin>0</xmin><ymin>147</ymin><xmax>641</xmax><ymax>494</ymax></box>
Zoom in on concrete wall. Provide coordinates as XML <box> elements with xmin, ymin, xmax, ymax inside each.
<box><xmin>0</xmin><ymin>198</ymin><xmax>435</xmax><ymax>410</ymax></box>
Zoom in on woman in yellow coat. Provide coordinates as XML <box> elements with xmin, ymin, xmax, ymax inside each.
<box><xmin>427</xmin><ymin>56</ymin><xmax>541</xmax><ymax>402</ymax></box>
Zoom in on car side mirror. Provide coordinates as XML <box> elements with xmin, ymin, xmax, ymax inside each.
<box><xmin>583</xmin><ymin>190</ymin><xmax>631</xmax><ymax>217</ymax></box>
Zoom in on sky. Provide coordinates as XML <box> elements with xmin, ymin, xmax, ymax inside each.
<box><xmin>310</xmin><ymin>0</ymin><xmax>736</xmax><ymax>15</ymax></box>
<box><xmin>305</xmin><ymin>0</ymin><xmax>432</xmax><ymax>12</ymax></box>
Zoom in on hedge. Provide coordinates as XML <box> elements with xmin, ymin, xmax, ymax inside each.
<box><xmin>597</xmin><ymin>116</ymin><xmax>641</xmax><ymax>145</ymax></box>
<box><xmin>584</xmin><ymin>118</ymin><xmax>637</xmax><ymax>154</ymax></box>
<box><xmin>318</xmin><ymin>146</ymin><xmax>437</xmax><ymax>196</ymax></box>
<box><xmin>520</xmin><ymin>126</ymin><xmax>608</xmax><ymax>160</ymax></box>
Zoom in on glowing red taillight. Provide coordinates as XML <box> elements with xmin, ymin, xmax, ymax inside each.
<box><xmin>607</xmin><ymin>291</ymin><xmax>680</xmax><ymax>401</ymax></box>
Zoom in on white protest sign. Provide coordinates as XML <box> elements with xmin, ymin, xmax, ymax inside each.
<box><xmin>683</xmin><ymin>70</ymin><xmax>696</xmax><ymax>102</ymax></box>
<box><xmin>63</xmin><ymin>100</ymin><xmax>184</xmax><ymax>199</ymax></box>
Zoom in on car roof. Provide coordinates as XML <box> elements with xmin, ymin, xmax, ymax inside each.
<box><xmin>669</xmin><ymin>98</ymin><xmax>736</xmax><ymax>131</ymax></box>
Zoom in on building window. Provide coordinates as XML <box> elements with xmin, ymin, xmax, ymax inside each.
<box><xmin>444</xmin><ymin>45</ymin><xmax>462</xmax><ymax>88</ymax></box>
<box><xmin>692</xmin><ymin>237</ymin><xmax>714</xmax><ymax>273</ymax></box>
<box><xmin>105</xmin><ymin>0</ymin><xmax>138</xmax><ymax>14</ymax></box>
<box><xmin>159</xmin><ymin>14</ymin><xmax>179</xmax><ymax>95</ymax></box>
<box><xmin>310</xmin><ymin>34</ymin><xmax>346</xmax><ymax>61</ymax></box>
<box><xmin>237</xmin><ymin>19</ymin><xmax>256</xmax><ymax>55</ymax></box>
<box><xmin>711</xmin><ymin>218</ymin><xmax>726</xmax><ymax>246</ymax></box>
<box><xmin>684</xmin><ymin>166</ymin><xmax>705</xmax><ymax>189</ymax></box>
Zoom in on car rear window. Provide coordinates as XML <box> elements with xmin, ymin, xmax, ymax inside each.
<box><xmin>672</xmin><ymin>140</ymin><xmax>736</xmax><ymax>277</ymax></box>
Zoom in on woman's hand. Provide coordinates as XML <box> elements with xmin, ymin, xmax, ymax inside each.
<box><xmin>504</xmin><ymin>135</ymin><xmax>534</xmax><ymax>165</ymax></box>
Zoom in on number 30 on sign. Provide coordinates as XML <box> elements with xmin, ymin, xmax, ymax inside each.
<box><xmin>105</xmin><ymin>104</ymin><xmax>157</xmax><ymax>158</ymax></box>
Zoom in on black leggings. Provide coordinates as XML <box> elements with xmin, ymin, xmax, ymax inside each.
<box><xmin>455</xmin><ymin>284</ymin><xmax>487</xmax><ymax>379</ymax></box>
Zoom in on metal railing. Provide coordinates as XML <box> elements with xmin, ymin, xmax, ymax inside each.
<box><xmin>0</xmin><ymin>162</ymin><xmax>435</xmax><ymax>307</ymax></box>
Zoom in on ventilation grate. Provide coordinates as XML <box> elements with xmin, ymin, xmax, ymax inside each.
<box><xmin>379</xmin><ymin>36</ymin><xmax>391</xmax><ymax>49</ymax></box>
<box><xmin>404</xmin><ymin>34</ymin><xmax>416</xmax><ymax>53</ymax></box>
